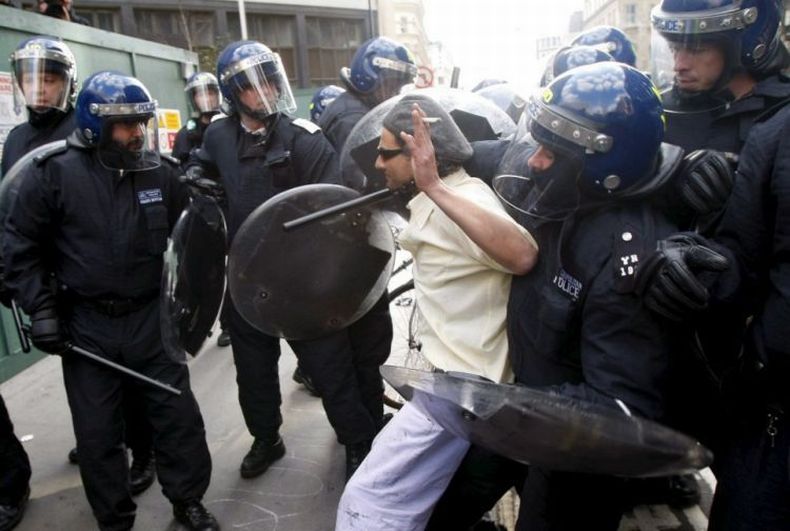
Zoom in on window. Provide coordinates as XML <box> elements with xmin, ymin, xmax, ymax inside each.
<box><xmin>79</xmin><ymin>9</ymin><xmax>120</xmax><ymax>33</ymax></box>
<box><xmin>134</xmin><ymin>9</ymin><xmax>215</xmax><ymax>50</ymax></box>
<box><xmin>625</xmin><ymin>4</ymin><xmax>637</xmax><ymax>25</ymax></box>
<box><xmin>306</xmin><ymin>17</ymin><xmax>365</xmax><ymax>86</ymax></box>
<box><xmin>226</xmin><ymin>14</ymin><xmax>297</xmax><ymax>81</ymax></box>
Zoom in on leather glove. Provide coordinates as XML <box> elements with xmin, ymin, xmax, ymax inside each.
<box><xmin>678</xmin><ymin>150</ymin><xmax>735</xmax><ymax>215</ymax></box>
<box><xmin>635</xmin><ymin>233</ymin><xmax>730</xmax><ymax>322</ymax></box>
<box><xmin>181</xmin><ymin>165</ymin><xmax>226</xmax><ymax>200</ymax></box>
<box><xmin>30</xmin><ymin>306</ymin><xmax>71</xmax><ymax>355</ymax></box>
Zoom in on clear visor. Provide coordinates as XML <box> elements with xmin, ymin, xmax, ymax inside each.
<box><xmin>222</xmin><ymin>53</ymin><xmax>296</xmax><ymax>117</ymax></box>
<box><xmin>97</xmin><ymin>115</ymin><xmax>161</xmax><ymax>172</ymax></box>
<box><xmin>11</xmin><ymin>55</ymin><xmax>73</xmax><ymax>112</ymax></box>
<box><xmin>189</xmin><ymin>85</ymin><xmax>220</xmax><ymax>114</ymax></box>
<box><xmin>493</xmin><ymin>170</ymin><xmax>581</xmax><ymax>223</ymax></box>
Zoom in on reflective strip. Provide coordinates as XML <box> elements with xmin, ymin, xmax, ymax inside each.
<box><xmin>651</xmin><ymin>6</ymin><xmax>758</xmax><ymax>35</ymax></box>
<box><xmin>88</xmin><ymin>101</ymin><xmax>158</xmax><ymax>116</ymax></box>
<box><xmin>11</xmin><ymin>47</ymin><xmax>73</xmax><ymax>66</ymax></box>
<box><xmin>372</xmin><ymin>56</ymin><xmax>418</xmax><ymax>76</ymax></box>
<box><xmin>219</xmin><ymin>52</ymin><xmax>281</xmax><ymax>83</ymax></box>
<box><xmin>528</xmin><ymin>97</ymin><xmax>613</xmax><ymax>153</ymax></box>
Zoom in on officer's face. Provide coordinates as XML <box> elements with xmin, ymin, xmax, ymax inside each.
<box><xmin>671</xmin><ymin>42</ymin><xmax>725</xmax><ymax>92</ymax></box>
<box><xmin>110</xmin><ymin>119</ymin><xmax>147</xmax><ymax>152</ymax></box>
<box><xmin>527</xmin><ymin>144</ymin><xmax>556</xmax><ymax>173</ymax></box>
<box><xmin>237</xmin><ymin>82</ymin><xmax>277</xmax><ymax>113</ymax></box>
<box><xmin>21</xmin><ymin>72</ymin><xmax>66</xmax><ymax>111</ymax></box>
<box><xmin>375</xmin><ymin>128</ymin><xmax>413</xmax><ymax>190</ymax></box>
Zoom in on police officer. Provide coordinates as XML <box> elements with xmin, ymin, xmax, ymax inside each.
<box><xmin>172</xmin><ymin>72</ymin><xmax>221</xmax><ymax>165</ymax></box>
<box><xmin>190</xmin><ymin>40</ymin><xmax>385</xmax><ymax>480</ymax></box>
<box><xmin>1</xmin><ymin>36</ymin><xmax>78</xmax><ymax>174</ymax></box>
<box><xmin>1</xmin><ymin>35</ymin><xmax>157</xmax><ymax>497</ymax></box>
<box><xmin>2</xmin><ymin>71</ymin><xmax>218</xmax><ymax>531</ymax></box>
<box><xmin>319</xmin><ymin>36</ymin><xmax>417</xmax><ymax>160</ymax></box>
<box><xmin>570</xmin><ymin>25</ymin><xmax>638</xmax><ymax>67</ymax></box>
<box><xmin>308</xmin><ymin>84</ymin><xmax>344</xmax><ymax>125</ymax></box>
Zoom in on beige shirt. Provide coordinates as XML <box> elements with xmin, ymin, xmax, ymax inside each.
<box><xmin>397</xmin><ymin>169</ymin><xmax>536</xmax><ymax>383</ymax></box>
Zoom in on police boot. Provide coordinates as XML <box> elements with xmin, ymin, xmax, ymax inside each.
<box><xmin>129</xmin><ymin>450</ymin><xmax>156</xmax><ymax>496</ymax></box>
<box><xmin>292</xmin><ymin>365</ymin><xmax>321</xmax><ymax>397</ymax></box>
<box><xmin>172</xmin><ymin>499</ymin><xmax>219</xmax><ymax>531</ymax></box>
<box><xmin>240</xmin><ymin>436</ymin><xmax>286</xmax><ymax>479</ymax></box>
<box><xmin>0</xmin><ymin>487</ymin><xmax>28</xmax><ymax>531</ymax></box>
<box><xmin>345</xmin><ymin>439</ymin><xmax>372</xmax><ymax>482</ymax></box>
<box><xmin>216</xmin><ymin>329</ymin><xmax>231</xmax><ymax>348</ymax></box>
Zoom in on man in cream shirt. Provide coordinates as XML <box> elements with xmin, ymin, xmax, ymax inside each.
<box><xmin>336</xmin><ymin>93</ymin><xmax>537</xmax><ymax>530</ymax></box>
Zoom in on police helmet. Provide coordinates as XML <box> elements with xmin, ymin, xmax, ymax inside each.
<box><xmin>341</xmin><ymin>37</ymin><xmax>417</xmax><ymax>103</ymax></box>
<box><xmin>308</xmin><ymin>84</ymin><xmax>344</xmax><ymax>124</ymax></box>
<box><xmin>540</xmin><ymin>45</ymin><xmax>616</xmax><ymax>87</ymax></box>
<box><xmin>76</xmin><ymin>71</ymin><xmax>160</xmax><ymax>171</ymax></box>
<box><xmin>10</xmin><ymin>36</ymin><xmax>77</xmax><ymax>112</ymax></box>
<box><xmin>184</xmin><ymin>71</ymin><xmax>220</xmax><ymax>116</ymax></box>
<box><xmin>528</xmin><ymin>62</ymin><xmax>665</xmax><ymax>197</ymax></box>
<box><xmin>216</xmin><ymin>40</ymin><xmax>296</xmax><ymax>120</ymax></box>
<box><xmin>571</xmin><ymin>26</ymin><xmax>638</xmax><ymax>67</ymax></box>
<box><xmin>651</xmin><ymin>0</ymin><xmax>789</xmax><ymax>94</ymax></box>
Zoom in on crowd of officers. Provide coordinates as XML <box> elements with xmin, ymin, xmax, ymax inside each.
<box><xmin>1</xmin><ymin>0</ymin><xmax>789</xmax><ymax>529</ymax></box>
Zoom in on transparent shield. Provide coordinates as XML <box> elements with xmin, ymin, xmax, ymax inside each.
<box><xmin>493</xmin><ymin>171</ymin><xmax>581</xmax><ymax>223</ymax></box>
<box><xmin>161</xmin><ymin>195</ymin><xmax>227</xmax><ymax>361</ymax></box>
<box><xmin>227</xmin><ymin>184</ymin><xmax>395</xmax><ymax>340</ymax></box>
<box><xmin>12</xmin><ymin>57</ymin><xmax>73</xmax><ymax>112</ymax></box>
<box><xmin>382</xmin><ymin>366</ymin><xmax>714</xmax><ymax>478</ymax></box>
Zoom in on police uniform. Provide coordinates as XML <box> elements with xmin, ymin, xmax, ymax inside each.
<box><xmin>317</xmin><ymin>90</ymin><xmax>370</xmax><ymax>154</ymax></box>
<box><xmin>195</xmin><ymin>113</ymin><xmax>384</xmax><ymax>447</ymax></box>
<box><xmin>171</xmin><ymin>118</ymin><xmax>208</xmax><ymax>166</ymax></box>
<box><xmin>704</xmin><ymin>102</ymin><xmax>790</xmax><ymax>531</ymax></box>
<box><xmin>1</xmin><ymin>107</ymin><xmax>76</xmax><ymax>174</ymax></box>
<box><xmin>2</xmin><ymin>136</ymin><xmax>211</xmax><ymax>530</ymax></box>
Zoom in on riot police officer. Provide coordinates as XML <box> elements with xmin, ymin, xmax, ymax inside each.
<box><xmin>318</xmin><ymin>36</ymin><xmax>417</xmax><ymax>157</ymax></box>
<box><xmin>570</xmin><ymin>25</ymin><xmax>638</xmax><ymax>67</ymax></box>
<box><xmin>2</xmin><ymin>71</ymin><xmax>218</xmax><ymax>531</ymax></box>
<box><xmin>172</xmin><ymin>72</ymin><xmax>221</xmax><ymax>165</ymax></box>
<box><xmin>308</xmin><ymin>84</ymin><xmax>344</xmax><ymax>125</ymax></box>
<box><xmin>1</xmin><ymin>36</ymin><xmax>78</xmax><ymax>174</ymax></box>
<box><xmin>190</xmin><ymin>40</ymin><xmax>386</xmax><ymax>480</ymax></box>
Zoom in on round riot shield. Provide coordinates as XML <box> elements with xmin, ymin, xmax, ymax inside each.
<box><xmin>341</xmin><ymin>87</ymin><xmax>518</xmax><ymax>195</ymax></box>
<box><xmin>161</xmin><ymin>195</ymin><xmax>227</xmax><ymax>360</ymax></box>
<box><xmin>0</xmin><ymin>140</ymin><xmax>67</xmax><ymax>233</ymax></box>
<box><xmin>382</xmin><ymin>366</ymin><xmax>713</xmax><ymax>478</ymax></box>
<box><xmin>228</xmin><ymin>183</ymin><xmax>395</xmax><ymax>340</ymax></box>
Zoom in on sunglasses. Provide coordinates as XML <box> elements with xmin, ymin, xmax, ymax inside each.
<box><xmin>377</xmin><ymin>147</ymin><xmax>404</xmax><ymax>160</ymax></box>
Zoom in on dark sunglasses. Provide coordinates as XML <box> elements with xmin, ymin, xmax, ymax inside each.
<box><xmin>377</xmin><ymin>147</ymin><xmax>404</xmax><ymax>160</ymax></box>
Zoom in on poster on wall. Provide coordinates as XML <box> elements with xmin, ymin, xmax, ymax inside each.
<box><xmin>0</xmin><ymin>72</ymin><xmax>27</xmax><ymax>165</ymax></box>
<box><xmin>157</xmin><ymin>108</ymin><xmax>182</xmax><ymax>155</ymax></box>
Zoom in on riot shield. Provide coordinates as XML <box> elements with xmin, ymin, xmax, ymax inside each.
<box><xmin>0</xmin><ymin>140</ymin><xmax>67</xmax><ymax>235</ymax></box>
<box><xmin>382</xmin><ymin>366</ymin><xmax>713</xmax><ymax>478</ymax></box>
<box><xmin>161</xmin><ymin>195</ymin><xmax>227</xmax><ymax>360</ymax></box>
<box><xmin>341</xmin><ymin>87</ymin><xmax>518</xmax><ymax>195</ymax></box>
<box><xmin>228</xmin><ymin>183</ymin><xmax>395</xmax><ymax>340</ymax></box>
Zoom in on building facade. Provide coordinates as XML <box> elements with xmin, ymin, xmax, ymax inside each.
<box><xmin>377</xmin><ymin>0</ymin><xmax>431</xmax><ymax>67</ymax></box>
<box><xmin>581</xmin><ymin>0</ymin><xmax>653</xmax><ymax>70</ymax></box>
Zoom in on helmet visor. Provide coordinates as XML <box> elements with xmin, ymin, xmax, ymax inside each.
<box><xmin>223</xmin><ymin>52</ymin><xmax>296</xmax><ymax>117</ymax></box>
<box><xmin>12</xmin><ymin>53</ymin><xmax>74</xmax><ymax>112</ymax></box>
<box><xmin>190</xmin><ymin>85</ymin><xmax>220</xmax><ymax>114</ymax></box>
<box><xmin>97</xmin><ymin>108</ymin><xmax>161</xmax><ymax>172</ymax></box>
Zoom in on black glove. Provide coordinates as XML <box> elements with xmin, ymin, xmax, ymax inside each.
<box><xmin>678</xmin><ymin>149</ymin><xmax>735</xmax><ymax>215</ymax></box>
<box><xmin>181</xmin><ymin>165</ymin><xmax>226</xmax><ymax>200</ymax></box>
<box><xmin>635</xmin><ymin>233</ymin><xmax>730</xmax><ymax>322</ymax></box>
<box><xmin>0</xmin><ymin>266</ymin><xmax>13</xmax><ymax>309</ymax></box>
<box><xmin>30</xmin><ymin>306</ymin><xmax>71</xmax><ymax>355</ymax></box>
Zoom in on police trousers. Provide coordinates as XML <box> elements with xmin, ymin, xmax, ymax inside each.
<box><xmin>62</xmin><ymin>300</ymin><xmax>211</xmax><ymax>531</ymax></box>
<box><xmin>0</xmin><ymin>394</ymin><xmax>31</xmax><ymax>506</ymax></box>
<box><xmin>227</xmin><ymin>298</ymin><xmax>389</xmax><ymax>445</ymax></box>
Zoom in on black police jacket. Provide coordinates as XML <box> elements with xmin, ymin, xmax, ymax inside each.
<box><xmin>711</xmin><ymin>103</ymin><xmax>790</xmax><ymax>405</ymax></box>
<box><xmin>317</xmin><ymin>91</ymin><xmax>370</xmax><ymax>151</ymax></box>
<box><xmin>1</xmin><ymin>107</ymin><xmax>77</xmax><ymax>176</ymax></box>
<box><xmin>194</xmin><ymin>113</ymin><xmax>340</xmax><ymax>240</ymax></box>
<box><xmin>2</xmin><ymin>136</ymin><xmax>189</xmax><ymax>314</ymax></box>
<box><xmin>171</xmin><ymin>118</ymin><xmax>209</xmax><ymax>166</ymax></box>
<box><xmin>508</xmin><ymin>195</ymin><xmax>684</xmax><ymax>421</ymax></box>
<box><xmin>664</xmin><ymin>74</ymin><xmax>790</xmax><ymax>157</ymax></box>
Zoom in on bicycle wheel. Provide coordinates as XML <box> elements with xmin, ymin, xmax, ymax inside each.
<box><xmin>384</xmin><ymin>279</ymin><xmax>433</xmax><ymax>409</ymax></box>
